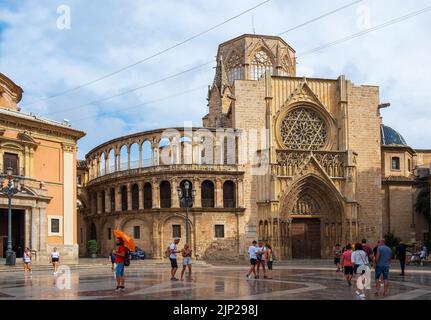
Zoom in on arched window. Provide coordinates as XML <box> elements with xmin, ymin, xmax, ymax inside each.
<box><xmin>108</xmin><ymin>149</ymin><xmax>115</xmax><ymax>173</ymax></box>
<box><xmin>223</xmin><ymin>180</ymin><xmax>236</xmax><ymax>208</ymax></box>
<box><xmin>226</xmin><ymin>52</ymin><xmax>242</xmax><ymax>84</ymax></box>
<box><xmin>100</xmin><ymin>153</ymin><xmax>106</xmax><ymax>176</ymax></box>
<box><xmin>142</xmin><ymin>140</ymin><xmax>152</xmax><ymax>167</ymax></box>
<box><xmin>391</xmin><ymin>157</ymin><xmax>400</xmax><ymax>170</ymax></box>
<box><xmin>101</xmin><ymin>190</ymin><xmax>106</xmax><ymax>213</ymax></box>
<box><xmin>121</xmin><ymin>186</ymin><xmax>128</xmax><ymax>211</ymax></box>
<box><xmin>130</xmin><ymin>143</ymin><xmax>139</xmax><ymax>169</ymax></box>
<box><xmin>110</xmin><ymin>188</ymin><xmax>115</xmax><ymax>212</ymax></box>
<box><xmin>180</xmin><ymin>136</ymin><xmax>192</xmax><ymax>164</ymax></box>
<box><xmin>131</xmin><ymin>184</ymin><xmax>139</xmax><ymax>210</ymax></box>
<box><xmin>119</xmin><ymin>145</ymin><xmax>128</xmax><ymax>170</ymax></box>
<box><xmin>160</xmin><ymin>181</ymin><xmax>171</xmax><ymax>208</ymax></box>
<box><xmin>250</xmin><ymin>49</ymin><xmax>273</xmax><ymax>80</ymax></box>
<box><xmin>144</xmin><ymin>182</ymin><xmax>152</xmax><ymax>209</ymax></box>
<box><xmin>179</xmin><ymin>180</ymin><xmax>194</xmax><ymax>208</ymax></box>
<box><xmin>159</xmin><ymin>138</ymin><xmax>171</xmax><ymax>165</ymax></box>
<box><xmin>201</xmin><ymin>180</ymin><xmax>215</xmax><ymax>208</ymax></box>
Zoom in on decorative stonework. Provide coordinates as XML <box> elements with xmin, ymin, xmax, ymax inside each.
<box><xmin>280</xmin><ymin>108</ymin><xmax>327</xmax><ymax>150</ymax></box>
<box><xmin>292</xmin><ymin>194</ymin><xmax>321</xmax><ymax>215</ymax></box>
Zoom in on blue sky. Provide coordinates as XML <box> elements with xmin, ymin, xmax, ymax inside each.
<box><xmin>0</xmin><ymin>0</ymin><xmax>430</xmax><ymax>159</ymax></box>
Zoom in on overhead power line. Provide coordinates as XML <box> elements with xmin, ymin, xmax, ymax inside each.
<box><xmin>69</xmin><ymin>85</ymin><xmax>207</xmax><ymax>123</ymax></box>
<box><xmin>277</xmin><ymin>0</ymin><xmax>363</xmax><ymax>36</ymax></box>
<box><xmin>42</xmin><ymin>60</ymin><xmax>214</xmax><ymax>117</ymax></box>
<box><xmin>22</xmin><ymin>0</ymin><xmax>272</xmax><ymax>107</ymax></box>
<box><xmin>297</xmin><ymin>5</ymin><xmax>431</xmax><ymax>57</ymax></box>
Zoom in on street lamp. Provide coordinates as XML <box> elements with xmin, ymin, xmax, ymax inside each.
<box><xmin>177</xmin><ymin>181</ymin><xmax>195</xmax><ymax>244</ymax></box>
<box><xmin>0</xmin><ymin>167</ymin><xmax>25</xmax><ymax>266</ymax></box>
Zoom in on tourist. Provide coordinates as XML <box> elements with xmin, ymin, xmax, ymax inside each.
<box><xmin>109</xmin><ymin>248</ymin><xmax>116</xmax><ymax>271</ymax></box>
<box><xmin>246</xmin><ymin>240</ymin><xmax>258</xmax><ymax>279</ymax></box>
<box><xmin>351</xmin><ymin>243</ymin><xmax>369</xmax><ymax>275</ymax></box>
<box><xmin>333</xmin><ymin>243</ymin><xmax>342</xmax><ymax>272</ymax></box>
<box><xmin>50</xmin><ymin>247</ymin><xmax>61</xmax><ymax>275</ymax></box>
<box><xmin>396</xmin><ymin>241</ymin><xmax>408</xmax><ymax>276</ymax></box>
<box><xmin>168</xmin><ymin>238</ymin><xmax>182</xmax><ymax>281</ymax></box>
<box><xmin>114</xmin><ymin>237</ymin><xmax>126</xmax><ymax>292</ymax></box>
<box><xmin>180</xmin><ymin>243</ymin><xmax>192</xmax><ymax>281</ymax></box>
<box><xmin>256</xmin><ymin>241</ymin><xmax>267</xmax><ymax>279</ymax></box>
<box><xmin>356</xmin><ymin>269</ymin><xmax>367</xmax><ymax>299</ymax></box>
<box><xmin>23</xmin><ymin>247</ymin><xmax>32</xmax><ymax>274</ymax></box>
<box><xmin>374</xmin><ymin>239</ymin><xmax>392</xmax><ymax>296</ymax></box>
<box><xmin>361</xmin><ymin>239</ymin><xmax>373</xmax><ymax>266</ymax></box>
<box><xmin>265</xmin><ymin>243</ymin><xmax>274</xmax><ymax>279</ymax></box>
<box><xmin>420</xmin><ymin>246</ymin><xmax>428</xmax><ymax>266</ymax></box>
<box><xmin>341</xmin><ymin>244</ymin><xmax>353</xmax><ymax>286</ymax></box>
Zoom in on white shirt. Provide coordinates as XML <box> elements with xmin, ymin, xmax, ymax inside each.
<box><xmin>169</xmin><ymin>243</ymin><xmax>177</xmax><ymax>259</ymax></box>
<box><xmin>23</xmin><ymin>252</ymin><xmax>31</xmax><ymax>262</ymax></box>
<box><xmin>51</xmin><ymin>251</ymin><xmax>60</xmax><ymax>259</ymax></box>
<box><xmin>351</xmin><ymin>250</ymin><xmax>368</xmax><ymax>265</ymax></box>
<box><xmin>248</xmin><ymin>246</ymin><xmax>258</xmax><ymax>259</ymax></box>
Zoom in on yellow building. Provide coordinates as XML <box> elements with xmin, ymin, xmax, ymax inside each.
<box><xmin>0</xmin><ymin>73</ymin><xmax>85</xmax><ymax>262</ymax></box>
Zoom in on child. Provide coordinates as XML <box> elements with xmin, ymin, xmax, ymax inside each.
<box><xmin>356</xmin><ymin>270</ymin><xmax>367</xmax><ymax>299</ymax></box>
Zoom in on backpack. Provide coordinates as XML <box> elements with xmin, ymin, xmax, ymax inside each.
<box><xmin>124</xmin><ymin>247</ymin><xmax>130</xmax><ymax>267</ymax></box>
<box><xmin>165</xmin><ymin>245</ymin><xmax>171</xmax><ymax>258</ymax></box>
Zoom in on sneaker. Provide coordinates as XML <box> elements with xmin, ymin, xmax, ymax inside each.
<box><xmin>359</xmin><ymin>293</ymin><xmax>365</xmax><ymax>298</ymax></box>
<box><xmin>246</xmin><ymin>275</ymin><xmax>251</xmax><ymax>279</ymax></box>
<box><xmin>120</xmin><ymin>287</ymin><xmax>126</xmax><ymax>292</ymax></box>
<box><xmin>355</xmin><ymin>290</ymin><xmax>361</xmax><ymax>295</ymax></box>
<box><xmin>115</xmin><ymin>287</ymin><xmax>121</xmax><ymax>292</ymax></box>
<box><xmin>171</xmin><ymin>277</ymin><xmax>178</xmax><ymax>281</ymax></box>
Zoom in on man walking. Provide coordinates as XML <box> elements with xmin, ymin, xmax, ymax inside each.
<box><xmin>396</xmin><ymin>241</ymin><xmax>408</xmax><ymax>276</ymax></box>
<box><xmin>246</xmin><ymin>240</ymin><xmax>258</xmax><ymax>279</ymax></box>
<box><xmin>114</xmin><ymin>237</ymin><xmax>126</xmax><ymax>292</ymax></box>
<box><xmin>374</xmin><ymin>239</ymin><xmax>392</xmax><ymax>297</ymax></box>
<box><xmin>169</xmin><ymin>238</ymin><xmax>181</xmax><ymax>281</ymax></box>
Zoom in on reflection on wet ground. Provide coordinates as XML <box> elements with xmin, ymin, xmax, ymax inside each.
<box><xmin>0</xmin><ymin>266</ymin><xmax>430</xmax><ymax>300</ymax></box>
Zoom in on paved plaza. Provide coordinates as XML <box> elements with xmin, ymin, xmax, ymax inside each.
<box><xmin>0</xmin><ymin>261</ymin><xmax>430</xmax><ymax>300</ymax></box>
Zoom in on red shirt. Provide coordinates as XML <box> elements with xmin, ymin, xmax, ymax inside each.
<box><xmin>115</xmin><ymin>245</ymin><xmax>125</xmax><ymax>263</ymax></box>
<box><xmin>342</xmin><ymin>250</ymin><xmax>353</xmax><ymax>267</ymax></box>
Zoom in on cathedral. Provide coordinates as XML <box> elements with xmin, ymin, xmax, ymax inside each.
<box><xmin>77</xmin><ymin>34</ymin><xmax>431</xmax><ymax>260</ymax></box>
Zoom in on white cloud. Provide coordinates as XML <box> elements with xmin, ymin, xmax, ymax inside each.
<box><xmin>0</xmin><ymin>0</ymin><xmax>430</xmax><ymax>158</ymax></box>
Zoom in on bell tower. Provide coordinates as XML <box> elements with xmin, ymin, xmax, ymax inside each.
<box><xmin>203</xmin><ymin>34</ymin><xmax>296</xmax><ymax>128</ymax></box>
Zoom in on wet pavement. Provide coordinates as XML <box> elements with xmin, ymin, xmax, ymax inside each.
<box><xmin>0</xmin><ymin>264</ymin><xmax>430</xmax><ymax>300</ymax></box>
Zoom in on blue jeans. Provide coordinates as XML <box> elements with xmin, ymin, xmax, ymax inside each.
<box><xmin>375</xmin><ymin>265</ymin><xmax>389</xmax><ymax>280</ymax></box>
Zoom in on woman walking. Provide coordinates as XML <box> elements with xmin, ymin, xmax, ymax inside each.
<box><xmin>180</xmin><ymin>243</ymin><xmax>192</xmax><ymax>281</ymax></box>
<box><xmin>50</xmin><ymin>247</ymin><xmax>61</xmax><ymax>275</ymax></box>
<box><xmin>265</xmin><ymin>244</ymin><xmax>274</xmax><ymax>279</ymax></box>
<box><xmin>23</xmin><ymin>247</ymin><xmax>32</xmax><ymax>274</ymax></box>
<box><xmin>351</xmin><ymin>243</ymin><xmax>369</xmax><ymax>274</ymax></box>
<box><xmin>341</xmin><ymin>244</ymin><xmax>353</xmax><ymax>286</ymax></box>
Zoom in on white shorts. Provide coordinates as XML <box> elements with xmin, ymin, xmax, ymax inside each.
<box><xmin>183</xmin><ymin>257</ymin><xmax>192</xmax><ymax>265</ymax></box>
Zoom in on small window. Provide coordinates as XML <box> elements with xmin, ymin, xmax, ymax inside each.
<box><xmin>215</xmin><ymin>225</ymin><xmax>225</xmax><ymax>238</ymax></box>
<box><xmin>172</xmin><ymin>224</ymin><xmax>181</xmax><ymax>238</ymax></box>
<box><xmin>108</xmin><ymin>228</ymin><xmax>112</xmax><ymax>240</ymax></box>
<box><xmin>391</xmin><ymin>157</ymin><xmax>400</xmax><ymax>170</ymax></box>
<box><xmin>3</xmin><ymin>153</ymin><xmax>19</xmax><ymax>175</ymax></box>
<box><xmin>77</xmin><ymin>175</ymin><xmax>82</xmax><ymax>185</ymax></box>
<box><xmin>133</xmin><ymin>226</ymin><xmax>140</xmax><ymax>239</ymax></box>
<box><xmin>408</xmin><ymin>159</ymin><xmax>412</xmax><ymax>171</ymax></box>
<box><xmin>51</xmin><ymin>218</ymin><xmax>60</xmax><ymax>233</ymax></box>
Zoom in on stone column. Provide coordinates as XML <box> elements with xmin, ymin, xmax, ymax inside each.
<box><xmin>215</xmin><ymin>178</ymin><xmax>223</xmax><ymax>208</ymax></box>
<box><xmin>237</xmin><ymin>178</ymin><xmax>244</xmax><ymax>208</ymax></box>
<box><xmin>127</xmin><ymin>147</ymin><xmax>131</xmax><ymax>170</ymax></box>
<box><xmin>105</xmin><ymin>155</ymin><xmax>109</xmax><ymax>175</ymax></box>
<box><xmin>115</xmin><ymin>185</ymin><xmax>122</xmax><ymax>212</ymax></box>
<box><xmin>30</xmin><ymin>207</ymin><xmax>39</xmax><ymax>251</ymax></box>
<box><xmin>97</xmin><ymin>191</ymin><xmax>102</xmax><ymax>214</ymax></box>
<box><xmin>193</xmin><ymin>178</ymin><xmax>201</xmax><ymax>208</ymax></box>
<box><xmin>138</xmin><ymin>183</ymin><xmax>144</xmax><ymax>210</ymax></box>
<box><xmin>152</xmin><ymin>178</ymin><xmax>160</xmax><ymax>208</ymax></box>
<box><xmin>139</xmin><ymin>144</ymin><xmax>143</xmax><ymax>168</ymax></box>
<box><xmin>127</xmin><ymin>183</ymin><xmax>132</xmax><ymax>210</ymax></box>
<box><xmin>105</xmin><ymin>188</ymin><xmax>110</xmax><ymax>213</ymax></box>
<box><xmin>25</xmin><ymin>209</ymin><xmax>31</xmax><ymax>249</ymax></box>
<box><xmin>171</xmin><ymin>178</ymin><xmax>179</xmax><ymax>208</ymax></box>
<box><xmin>39</xmin><ymin>207</ymin><xmax>47</xmax><ymax>253</ymax></box>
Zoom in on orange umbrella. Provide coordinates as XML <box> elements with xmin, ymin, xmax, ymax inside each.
<box><xmin>113</xmin><ymin>229</ymin><xmax>135</xmax><ymax>252</ymax></box>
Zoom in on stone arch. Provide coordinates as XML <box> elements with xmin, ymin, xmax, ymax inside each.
<box><xmin>158</xmin><ymin>213</ymin><xmax>195</xmax><ymax>258</ymax></box>
<box><xmin>129</xmin><ymin>143</ymin><xmax>139</xmax><ymax>169</ymax></box>
<box><xmin>141</xmin><ymin>140</ymin><xmax>152</xmax><ymax>167</ymax></box>
<box><xmin>119</xmin><ymin>145</ymin><xmax>128</xmax><ymax>170</ymax></box>
<box><xmin>278</xmin><ymin>173</ymin><xmax>345</xmax><ymax>259</ymax></box>
<box><xmin>119</xmin><ymin>216</ymin><xmax>153</xmax><ymax>256</ymax></box>
<box><xmin>248</xmin><ymin>45</ymin><xmax>275</xmax><ymax>80</ymax></box>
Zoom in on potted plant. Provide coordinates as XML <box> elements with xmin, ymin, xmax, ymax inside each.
<box><xmin>87</xmin><ymin>240</ymin><xmax>98</xmax><ymax>258</ymax></box>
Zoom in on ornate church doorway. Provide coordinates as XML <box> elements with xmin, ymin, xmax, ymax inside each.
<box><xmin>291</xmin><ymin>218</ymin><xmax>321</xmax><ymax>259</ymax></box>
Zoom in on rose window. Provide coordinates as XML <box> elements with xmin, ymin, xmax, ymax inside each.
<box><xmin>280</xmin><ymin>108</ymin><xmax>327</xmax><ymax>150</ymax></box>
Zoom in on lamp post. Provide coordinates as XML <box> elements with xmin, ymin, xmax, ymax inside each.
<box><xmin>177</xmin><ymin>181</ymin><xmax>195</xmax><ymax>244</ymax></box>
<box><xmin>0</xmin><ymin>167</ymin><xmax>25</xmax><ymax>266</ymax></box>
